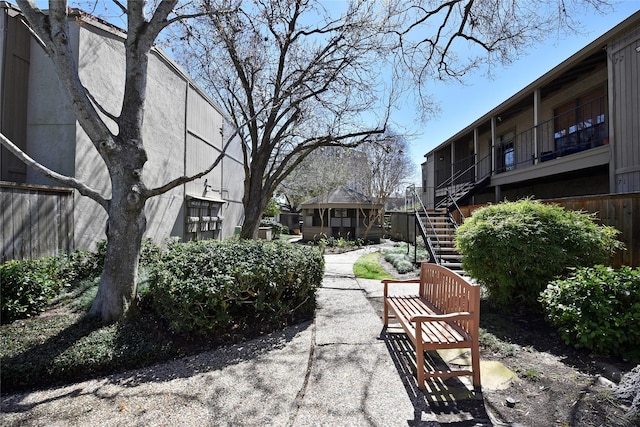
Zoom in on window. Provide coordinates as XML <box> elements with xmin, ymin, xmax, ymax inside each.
<box><xmin>497</xmin><ymin>131</ymin><xmax>515</xmax><ymax>173</ymax></box>
<box><xmin>186</xmin><ymin>198</ymin><xmax>223</xmax><ymax>240</ymax></box>
<box><xmin>554</xmin><ymin>87</ymin><xmax>606</xmax><ymax>156</ymax></box>
<box><xmin>333</xmin><ymin>209</ymin><xmax>348</xmax><ymax>218</ymax></box>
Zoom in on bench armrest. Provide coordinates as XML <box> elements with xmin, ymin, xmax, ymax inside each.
<box><xmin>410</xmin><ymin>312</ymin><xmax>473</xmax><ymax>323</ymax></box>
<box><xmin>382</xmin><ymin>278</ymin><xmax>421</xmax><ymax>297</ymax></box>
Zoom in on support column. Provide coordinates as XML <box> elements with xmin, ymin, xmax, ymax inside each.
<box><xmin>533</xmin><ymin>89</ymin><xmax>541</xmax><ymax>164</ymax></box>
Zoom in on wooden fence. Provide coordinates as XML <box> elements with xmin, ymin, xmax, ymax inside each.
<box><xmin>1</xmin><ymin>182</ymin><xmax>74</xmax><ymax>262</ymax></box>
<box><xmin>454</xmin><ymin>193</ymin><xmax>640</xmax><ymax>268</ymax></box>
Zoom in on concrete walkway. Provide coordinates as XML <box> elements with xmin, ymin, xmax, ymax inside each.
<box><xmin>1</xmin><ymin>246</ymin><xmax>513</xmax><ymax>426</ymax></box>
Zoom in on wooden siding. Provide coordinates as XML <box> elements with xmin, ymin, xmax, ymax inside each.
<box><xmin>611</xmin><ymin>25</ymin><xmax>640</xmax><ymax>193</ymax></box>
<box><xmin>1</xmin><ymin>183</ymin><xmax>74</xmax><ymax>262</ymax></box>
<box><xmin>185</xmin><ymin>85</ymin><xmax>224</xmax><ymax>198</ymax></box>
<box><xmin>456</xmin><ymin>193</ymin><xmax>640</xmax><ymax>268</ymax></box>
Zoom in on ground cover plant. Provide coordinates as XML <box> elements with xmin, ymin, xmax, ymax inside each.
<box><xmin>455</xmin><ymin>198</ymin><xmax>623</xmax><ymax>312</ymax></box>
<box><xmin>383</xmin><ymin>242</ymin><xmax>429</xmax><ymax>274</ymax></box>
<box><xmin>0</xmin><ymin>239</ymin><xmax>323</xmax><ymax>393</ymax></box>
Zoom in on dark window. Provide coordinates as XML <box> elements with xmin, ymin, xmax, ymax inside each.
<box><xmin>554</xmin><ymin>88</ymin><xmax>606</xmax><ymax>156</ymax></box>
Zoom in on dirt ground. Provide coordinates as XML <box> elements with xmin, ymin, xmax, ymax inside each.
<box><xmin>376</xmin><ymin>254</ymin><xmax>637</xmax><ymax>427</ymax></box>
<box><xmin>476</xmin><ymin>305</ymin><xmax>636</xmax><ymax>427</ymax></box>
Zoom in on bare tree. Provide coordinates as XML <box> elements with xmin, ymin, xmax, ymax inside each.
<box><xmin>388</xmin><ymin>0</ymin><xmax>612</xmax><ymax>118</ymax></box>
<box><xmin>277</xmin><ymin>147</ymin><xmax>367</xmax><ymax>212</ymax></box>
<box><xmin>175</xmin><ymin>0</ymin><xmax>393</xmax><ymax>238</ymax></box>
<box><xmin>358</xmin><ymin>130</ymin><xmax>414</xmax><ymax>239</ymax></box>
<box><xmin>0</xmin><ymin>0</ymin><xmax>235</xmax><ymax>322</ymax></box>
<box><xmin>175</xmin><ymin>0</ymin><xmax>611</xmax><ymax>237</ymax></box>
<box><xmin>365</xmin><ymin>130</ymin><xmax>414</xmax><ymax>204</ymax></box>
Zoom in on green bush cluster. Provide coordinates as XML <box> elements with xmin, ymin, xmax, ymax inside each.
<box><xmin>147</xmin><ymin>239</ymin><xmax>324</xmax><ymax>334</ymax></box>
<box><xmin>1</xmin><ymin>238</ymin><xmax>162</xmax><ymax>323</ymax></box>
<box><xmin>540</xmin><ymin>265</ymin><xmax>640</xmax><ymax>362</ymax></box>
<box><xmin>456</xmin><ymin>199</ymin><xmax>623</xmax><ymax>312</ymax></box>
<box><xmin>1</xmin><ymin>259</ymin><xmax>60</xmax><ymax>322</ymax></box>
<box><xmin>1</xmin><ymin>249</ymin><xmax>103</xmax><ymax>322</ymax></box>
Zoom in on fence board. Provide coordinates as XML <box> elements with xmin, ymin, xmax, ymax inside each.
<box><xmin>1</xmin><ymin>183</ymin><xmax>74</xmax><ymax>262</ymax></box>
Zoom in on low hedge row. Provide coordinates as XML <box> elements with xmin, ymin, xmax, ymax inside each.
<box><xmin>146</xmin><ymin>239</ymin><xmax>324</xmax><ymax>334</ymax></box>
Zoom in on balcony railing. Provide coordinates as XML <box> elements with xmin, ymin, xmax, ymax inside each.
<box><xmin>496</xmin><ymin>95</ymin><xmax>608</xmax><ymax>173</ymax></box>
<box><xmin>429</xmin><ymin>96</ymin><xmax>608</xmax><ymax>209</ymax></box>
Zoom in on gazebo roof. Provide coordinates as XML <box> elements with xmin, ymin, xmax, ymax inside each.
<box><xmin>299</xmin><ymin>186</ymin><xmax>383</xmax><ymax>209</ymax></box>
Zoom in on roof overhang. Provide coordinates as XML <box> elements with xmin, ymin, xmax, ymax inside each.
<box><xmin>186</xmin><ymin>193</ymin><xmax>226</xmax><ymax>204</ymax></box>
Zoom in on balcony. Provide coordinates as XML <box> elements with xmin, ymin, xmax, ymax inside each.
<box><xmin>496</xmin><ymin>96</ymin><xmax>608</xmax><ymax>174</ymax></box>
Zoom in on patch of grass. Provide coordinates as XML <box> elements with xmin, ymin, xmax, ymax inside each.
<box><xmin>519</xmin><ymin>367</ymin><xmax>542</xmax><ymax>381</ymax></box>
<box><xmin>353</xmin><ymin>253</ymin><xmax>395</xmax><ymax>280</ymax></box>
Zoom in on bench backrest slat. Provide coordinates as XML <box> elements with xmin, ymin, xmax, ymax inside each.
<box><xmin>419</xmin><ymin>263</ymin><xmax>480</xmax><ymax>334</ymax></box>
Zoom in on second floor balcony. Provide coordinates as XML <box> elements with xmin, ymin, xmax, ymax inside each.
<box><xmin>435</xmin><ymin>95</ymin><xmax>609</xmax><ymax>195</ymax></box>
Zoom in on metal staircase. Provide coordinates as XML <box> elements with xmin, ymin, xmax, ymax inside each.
<box><xmin>406</xmin><ymin>185</ymin><xmax>465</xmax><ymax>275</ymax></box>
<box><xmin>434</xmin><ymin>153</ymin><xmax>491</xmax><ymax>211</ymax></box>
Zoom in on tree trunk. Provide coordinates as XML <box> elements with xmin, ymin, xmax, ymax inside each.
<box><xmin>89</xmin><ymin>153</ymin><xmax>148</xmax><ymax>322</ymax></box>
<box><xmin>89</xmin><ymin>195</ymin><xmax>146</xmax><ymax>322</ymax></box>
<box><xmin>240</xmin><ymin>172</ymin><xmax>268</xmax><ymax>239</ymax></box>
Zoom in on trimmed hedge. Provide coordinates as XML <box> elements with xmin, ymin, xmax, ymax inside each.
<box><xmin>540</xmin><ymin>265</ymin><xmax>640</xmax><ymax>362</ymax></box>
<box><xmin>456</xmin><ymin>199</ymin><xmax>623</xmax><ymax>312</ymax></box>
<box><xmin>147</xmin><ymin>239</ymin><xmax>324</xmax><ymax>334</ymax></box>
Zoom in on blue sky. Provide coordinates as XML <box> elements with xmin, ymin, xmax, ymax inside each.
<box><xmin>397</xmin><ymin>1</ymin><xmax>640</xmax><ymax>182</ymax></box>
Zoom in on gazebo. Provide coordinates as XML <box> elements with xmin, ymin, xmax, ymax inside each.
<box><xmin>299</xmin><ymin>186</ymin><xmax>383</xmax><ymax>243</ymax></box>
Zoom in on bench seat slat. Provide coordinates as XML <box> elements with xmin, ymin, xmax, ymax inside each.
<box><xmin>386</xmin><ymin>296</ymin><xmax>470</xmax><ymax>345</ymax></box>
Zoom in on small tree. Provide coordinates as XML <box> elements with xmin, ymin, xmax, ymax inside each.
<box><xmin>456</xmin><ymin>199</ymin><xmax>624</xmax><ymax>312</ymax></box>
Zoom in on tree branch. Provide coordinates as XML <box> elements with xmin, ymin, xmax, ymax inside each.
<box><xmin>0</xmin><ymin>133</ymin><xmax>109</xmax><ymax>210</ymax></box>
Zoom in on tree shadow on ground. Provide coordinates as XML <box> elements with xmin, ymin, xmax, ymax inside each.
<box><xmin>380</xmin><ymin>328</ymin><xmax>492</xmax><ymax>426</ymax></box>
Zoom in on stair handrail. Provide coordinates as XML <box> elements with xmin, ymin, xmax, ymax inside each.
<box><xmin>436</xmin><ymin>153</ymin><xmax>492</xmax><ymax>192</ymax></box>
<box><xmin>407</xmin><ymin>184</ymin><xmax>442</xmax><ymax>264</ymax></box>
<box><xmin>445</xmin><ymin>189</ymin><xmax>464</xmax><ymax>225</ymax></box>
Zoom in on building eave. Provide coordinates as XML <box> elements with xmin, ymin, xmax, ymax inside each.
<box><xmin>424</xmin><ymin>10</ymin><xmax>640</xmax><ymax>157</ymax></box>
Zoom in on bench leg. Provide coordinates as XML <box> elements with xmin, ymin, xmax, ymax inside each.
<box><xmin>383</xmin><ymin>298</ymin><xmax>389</xmax><ymax>327</ymax></box>
<box><xmin>471</xmin><ymin>340</ymin><xmax>481</xmax><ymax>389</ymax></box>
<box><xmin>415</xmin><ymin>322</ymin><xmax>425</xmax><ymax>389</ymax></box>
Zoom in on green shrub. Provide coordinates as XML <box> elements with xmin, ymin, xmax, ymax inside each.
<box><xmin>139</xmin><ymin>238</ymin><xmax>163</xmax><ymax>267</ymax></box>
<box><xmin>540</xmin><ymin>265</ymin><xmax>640</xmax><ymax>362</ymax></box>
<box><xmin>456</xmin><ymin>199</ymin><xmax>623</xmax><ymax>312</ymax></box>
<box><xmin>147</xmin><ymin>239</ymin><xmax>324</xmax><ymax>334</ymax></box>
<box><xmin>1</xmin><ymin>259</ymin><xmax>61</xmax><ymax>322</ymax></box>
<box><xmin>0</xmin><ymin>240</ymin><xmax>115</xmax><ymax>322</ymax></box>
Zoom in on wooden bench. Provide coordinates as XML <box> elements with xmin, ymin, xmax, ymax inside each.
<box><xmin>382</xmin><ymin>262</ymin><xmax>481</xmax><ymax>390</ymax></box>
